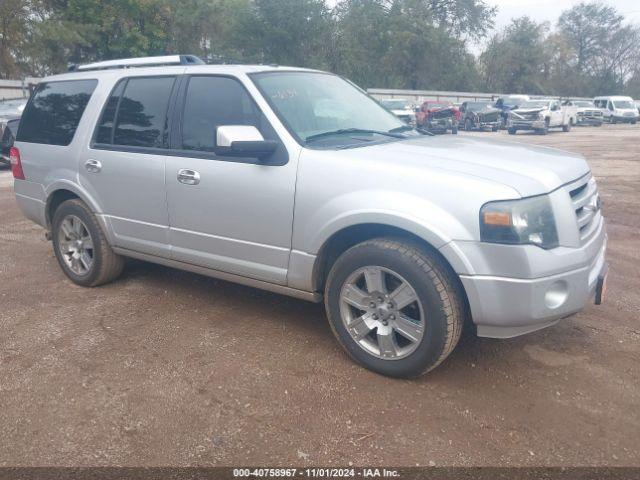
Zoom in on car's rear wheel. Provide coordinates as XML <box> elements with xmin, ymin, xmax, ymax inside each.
<box><xmin>562</xmin><ymin>122</ymin><xmax>571</xmax><ymax>132</ymax></box>
<box><xmin>465</xmin><ymin>119</ymin><xmax>473</xmax><ymax>131</ymax></box>
<box><xmin>52</xmin><ymin>199</ymin><xmax>124</xmax><ymax>287</ymax></box>
<box><xmin>324</xmin><ymin>238</ymin><xmax>465</xmax><ymax>378</ymax></box>
<box><xmin>508</xmin><ymin>127</ymin><xmax>517</xmax><ymax>135</ymax></box>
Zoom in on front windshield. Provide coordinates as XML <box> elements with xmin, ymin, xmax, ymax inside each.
<box><xmin>573</xmin><ymin>101</ymin><xmax>594</xmax><ymax>107</ymax></box>
<box><xmin>381</xmin><ymin>99</ymin><xmax>408</xmax><ymax>110</ymax></box>
<box><xmin>467</xmin><ymin>102</ymin><xmax>491</xmax><ymax>110</ymax></box>
<box><xmin>252</xmin><ymin>72</ymin><xmax>407</xmax><ymax>147</ymax></box>
<box><xmin>613</xmin><ymin>100</ymin><xmax>635</xmax><ymax>109</ymax></box>
<box><xmin>519</xmin><ymin>100</ymin><xmax>549</xmax><ymax>108</ymax></box>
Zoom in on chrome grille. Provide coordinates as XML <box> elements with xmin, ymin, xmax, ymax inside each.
<box><xmin>568</xmin><ymin>176</ymin><xmax>600</xmax><ymax>242</ymax></box>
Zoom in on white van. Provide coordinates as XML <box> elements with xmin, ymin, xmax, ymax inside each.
<box><xmin>593</xmin><ymin>96</ymin><xmax>638</xmax><ymax>124</ymax></box>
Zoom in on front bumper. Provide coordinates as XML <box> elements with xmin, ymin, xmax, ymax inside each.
<box><xmin>610</xmin><ymin>115</ymin><xmax>638</xmax><ymax>123</ymax></box>
<box><xmin>576</xmin><ymin>116</ymin><xmax>603</xmax><ymax>126</ymax></box>
<box><xmin>451</xmin><ymin>219</ymin><xmax>607</xmax><ymax>338</ymax></box>
<box><xmin>508</xmin><ymin>119</ymin><xmax>545</xmax><ymax>130</ymax></box>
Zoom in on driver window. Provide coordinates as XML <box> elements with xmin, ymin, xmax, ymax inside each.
<box><xmin>181</xmin><ymin>76</ymin><xmax>261</xmax><ymax>152</ymax></box>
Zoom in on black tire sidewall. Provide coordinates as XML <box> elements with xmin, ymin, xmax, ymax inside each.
<box><xmin>325</xmin><ymin>242</ymin><xmax>450</xmax><ymax>378</ymax></box>
<box><xmin>52</xmin><ymin>201</ymin><xmax>105</xmax><ymax>287</ymax></box>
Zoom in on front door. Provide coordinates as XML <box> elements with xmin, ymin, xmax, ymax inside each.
<box><xmin>81</xmin><ymin>76</ymin><xmax>178</xmax><ymax>257</ymax></box>
<box><xmin>165</xmin><ymin>75</ymin><xmax>298</xmax><ymax>284</ymax></box>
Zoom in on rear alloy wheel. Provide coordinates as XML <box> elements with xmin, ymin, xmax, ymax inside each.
<box><xmin>52</xmin><ymin>199</ymin><xmax>124</xmax><ymax>287</ymax></box>
<box><xmin>325</xmin><ymin>238</ymin><xmax>465</xmax><ymax>378</ymax></box>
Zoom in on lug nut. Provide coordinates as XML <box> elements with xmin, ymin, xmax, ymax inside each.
<box><xmin>369</xmin><ymin>302</ymin><xmax>376</xmax><ymax>308</ymax></box>
<box><xmin>382</xmin><ymin>321</ymin><xmax>388</xmax><ymax>326</ymax></box>
<box><xmin>387</xmin><ymin>302</ymin><xmax>394</xmax><ymax>309</ymax></box>
<box><xmin>390</xmin><ymin>315</ymin><xmax>395</xmax><ymax>320</ymax></box>
<box><xmin>372</xmin><ymin>314</ymin><xmax>379</xmax><ymax>320</ymax></box>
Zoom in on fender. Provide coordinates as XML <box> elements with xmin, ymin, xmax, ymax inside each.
<box><xmin>296</xmin><ymin>190</ymin><xmax>476</xmax><ymax>256</ymax></box>
<box><xmin>43</xmin><ymin>179</ymin><xmax>114</xmax><ymax>244</ymax></box>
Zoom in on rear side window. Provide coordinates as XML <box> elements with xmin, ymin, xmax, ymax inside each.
<box><xmin>95</xmin><ymin>76</ymin><xmax>175</xmax><ymax>149</ymax></box>
<box><xmin>16</xmin><ymin>80</ymin><xmax>97</xmax><ymax>146</ymax></box>
<box><xmin>181</xmin><ymin>76</ymin><xmax>260</xmax><ymax>151</ymax></box>
<box><xmin>95</xmin><ymin>80</ymin><xmax>125</xmax><ymax>144</ymax></box>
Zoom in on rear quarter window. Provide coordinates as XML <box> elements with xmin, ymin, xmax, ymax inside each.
<box><xmin>16</xmin><ymin>79</ymin><xmax>98</xmax><ymax>146</ymax></box>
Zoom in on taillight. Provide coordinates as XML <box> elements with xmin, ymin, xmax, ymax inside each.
<box><xmin>10</xmin><ymin>147</ymin><xmax>25</xmax><ymax>180</ymax></box>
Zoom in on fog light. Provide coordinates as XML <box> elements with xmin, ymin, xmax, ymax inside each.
<box><xmin>545</xmin><ymin>281</ymin><xmax>569</xmax><ymax>309</ymax></box>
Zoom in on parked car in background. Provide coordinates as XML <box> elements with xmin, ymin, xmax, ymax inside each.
<box><xmin>459</xmin><ymin>101</ymin><xmax>501</xmax><ymax>131</ymax></box>
<box><xmin>507</xmin><ymin>99</ymin><xmax>577</xmax><ymax>135</ymax></box>
<box><xmin>11</xmin><ymin>55</ymin><xmax>608</xmax><ymax>378</ymax></box>
<box><xmin>0</xmin><ymin>98</ymin><xmax>28</xmax><ymax>118</ymax></box>
<box><xmin>416</xmin><ymin>100</ymin><xmax>459</xmax><ymax>134</ymax></box>
<box><xmin>379</xmin><ymin>98</ymin><xmax>416</xmax><ymax>125</ymax></box>
<box><xmin>494</xmin><ymin>95</ymin><xmax>530</xmax><ymax>128</ymax></box>
<box><xmin>566</xmin><ymin>100</ymin><xmax>603</xmax><ymax>126</ymax></box>
<box><xmin>594</xmin><ymin>96</ymin><xmax>638</xmax><ymax>124</ymax></box>
<box><xmin>0</xmin><ymin>117</ymin><xmax>20</xmax><ymax>167</ymax></box>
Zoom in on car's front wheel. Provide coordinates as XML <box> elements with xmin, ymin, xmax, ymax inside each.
<box><xmin>324</xmin><ymin>238</ymin><xmax>465</xmax><ymax>378</ymax></box>
<box><xmin>52</xmin><ymin>199</ymin><xmax>124</xmax><ymax>287</ymax></box>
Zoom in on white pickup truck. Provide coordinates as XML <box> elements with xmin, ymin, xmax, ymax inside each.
<box><xmin>507</xmin><ymin>99</ymin><xmax>577</xmax><ymax>135</ymax></box>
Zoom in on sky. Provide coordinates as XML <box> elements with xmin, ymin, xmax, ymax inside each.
<box><xmin>469</xmin><ymin>0</ymin><xmax>640</xmax><ymax>53</ymax></box>
<box><xmin>487</xmin><ymin>0</ymin><xmax>640</xmax><ymax>30</ymax></box>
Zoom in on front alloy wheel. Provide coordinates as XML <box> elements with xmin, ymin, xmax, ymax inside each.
<box><xmin>325</xmin><ymin>238</ymin><xmax>465</xmax><ymax>377</ymax></box>
<box><xmin>339</xmin><ymin>266</ymin><xmax>425</xmax><ymax>360</ymax></box>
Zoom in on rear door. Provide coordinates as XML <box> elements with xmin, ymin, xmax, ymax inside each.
<box><xmin>81</xmin><ymin>75</ymin><xmax>178</xmax><ymax>257</ymax></box>
<box><xmin>164</xmin><ymin>75</ymin><xmax>298</xmax><ymax>284</ymax></box>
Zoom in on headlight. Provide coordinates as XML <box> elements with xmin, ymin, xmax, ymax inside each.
<box><xmin>480</xmin><ymin>195</ymin><xmax>559</xmax><ymax>249</ymax></box>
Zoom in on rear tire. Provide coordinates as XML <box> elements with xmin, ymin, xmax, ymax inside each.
<box><xmin>465</xmin><ymin>119</ymin><xmax>473</xmax><ymax>131</ymax></box>
<box><xmin>508</xmin><ymin>127</ymin><xmax>517</xmax><ymax>135</ymax></box>
<box><xmin>324</xmin><ymin>238</ymin><xmax>465</xmax><ymax>378</ymax></box>
<box><xmin>451</xmin><ymin>126</ymin><xmax>458</xmax><ymax>135</ymax></box>
<box><xmin>52</xmin><ymin>199</ymin><xmax>124</xmax><ymax>287</ymax></box>
<box><xmin>562</xmin><ymin>122</ymin><xmax>571</xmax><ymax>132</ymax></box>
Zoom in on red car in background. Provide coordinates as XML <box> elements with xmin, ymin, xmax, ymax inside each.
<box><xmin>416</xmin><ymin>100</ymin><xmax>460</xmax><ymax>134</ymax></box>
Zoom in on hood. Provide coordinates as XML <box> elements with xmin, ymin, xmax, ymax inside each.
<box><xmin>391</xmin><ymin>108</ymin><xmax>414</xmax><ymax>116</ymax></box>
<box><xmin>343</xmin><ymin>135</ymin><xmax>589</xmax><ymax>197</ymax></box>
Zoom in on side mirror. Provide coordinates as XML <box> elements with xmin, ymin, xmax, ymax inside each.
<box><xmin>216</xmin><ymin>125</ymin><xmax>278</xmax><ymax>160</ymax></box>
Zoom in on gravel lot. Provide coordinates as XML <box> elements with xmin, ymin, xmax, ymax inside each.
<box><xmin>0</xmin><ymin>124</ymin><xmax>638</xmax><ymax>467</ymax></box>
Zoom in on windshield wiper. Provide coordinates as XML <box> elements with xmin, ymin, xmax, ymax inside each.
<box><xmin>390</xmin><ymin>124</ymin><xmax>434</xmax><ymax>136</ymax></box>
<box><xmin>305</xmin><ymin>128</ymin><xmax>406</xmax><ymax>143</ymax></box>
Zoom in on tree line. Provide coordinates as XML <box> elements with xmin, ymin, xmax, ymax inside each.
<box><xmin>1</xmin><ymin>0</ymin><xmax>639</xmax><ymax>97</ymax></box>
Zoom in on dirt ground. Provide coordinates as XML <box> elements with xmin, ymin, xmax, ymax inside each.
<box><xmin>0</xmin><ymin>124</ymin><xmax>638</xmax><ymax>467</ymax></box>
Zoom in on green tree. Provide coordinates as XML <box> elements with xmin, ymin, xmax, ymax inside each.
<box><xmin>480</xmin><ymin>17</ymin><xmax>549</xmax><ymax>94</ymax></box>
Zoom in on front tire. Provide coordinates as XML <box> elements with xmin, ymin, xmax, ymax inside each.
<box><xmin>324</xmin><ymin>238</ymin><xmax>465</xmax><ymax>378</ymax></box>
<box><xmin>52</xmin><ymin>199</ymin><xmax>124</xmax><ymax>287</ymax></box>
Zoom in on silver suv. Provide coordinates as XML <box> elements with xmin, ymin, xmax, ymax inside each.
<box><xmin>11</xmin><ymin>55</ymin><xmax>608</xmax><ymax>377</ymax></box>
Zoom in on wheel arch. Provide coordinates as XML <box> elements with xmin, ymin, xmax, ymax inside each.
<box><xmin>311</xmin><ymin>222</ymin><xmax>474</xmax><ymax>334</ymax></box>
<box><xmin>311</xmin><ymin>222</ymin><xmax>465</xmax><ymax>293</ymax></box>
<box><xmin>44</xmin><ymin>181</ymin><xmax>102</xmax><ymax>230</ymax></box>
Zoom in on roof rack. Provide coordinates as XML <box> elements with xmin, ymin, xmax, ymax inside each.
<box><xmin>70</xmin><ymin>54</ymin><xmax>204</xmax><ymax>72</ymax></box>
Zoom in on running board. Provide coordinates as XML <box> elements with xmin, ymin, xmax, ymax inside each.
<box><xmin>112</xmin><ymin>247</ymin><xmax>322</xmax><ymax>303</ymax></box>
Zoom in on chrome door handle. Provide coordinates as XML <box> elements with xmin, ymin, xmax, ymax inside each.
<box><xmin>177</xmin><ymin>169</ymin><xmax>200</xmax><ymax>185</ymax></box>
<box><xmin>84</xmin><ymin>159</ymin><xmax>102</xmax><ymax>173</ymax></box>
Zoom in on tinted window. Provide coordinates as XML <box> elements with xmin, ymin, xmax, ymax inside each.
<box><xmin>95</xmin><ymin>80</ymin><xmax>125</xmax><ymax>144</ymax></box>
<box><xmin>181</xmin><ymin>76</ymin><xmax>259</xmax><ymax>151</ymax></box>
<box><xmin>16</xmin><ymin>80</ymin><xmax>97</xmax><ymax>146</ymax></box>
<box><xmin>113</xmin><ymin>77</ymin><xmax>175</xmax><ymax>148</ymax></box>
